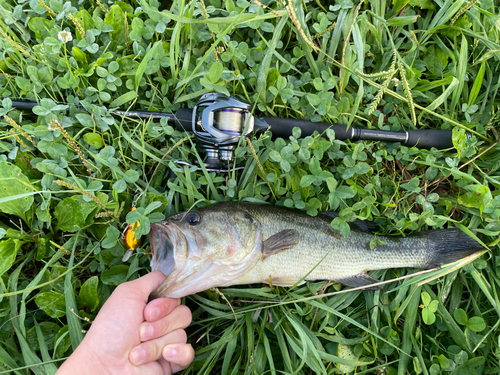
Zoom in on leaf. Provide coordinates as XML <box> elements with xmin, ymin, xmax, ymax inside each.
<box><xmin>76</xmin><ymin>113</ymin><xmax>94</xmax><ymax>127</ymax></box>
<box><xmin>144</xmin><ymin>201</ymin><xmax>162</xmax><ymax>214</ymax></box>
<box><xmin>123</xmin><ymin>169</ymin><xmax>139</xmax><ymax>183</ymax></box>
<box><xmin>0</xmin><ymin>162</ymin><xmax>35</xmax><ymax>220</ymax></box>
<box><xmin>454</xmin><ymin>308</ymin><xmax>468</xmax><ymax>325</ymax></box>
<box><xmin>423</xmin><ymin>45</ymin><xmax>449</xmax><ymax>76</ymax></box>
<box><xmin>0</xmin><ymin>239</ymin><xmax>21</xmax><ymax>278</ymax></box>
<box><xmin>104</xmin><ymin>5</ymin><xmax>126</xmax><ymax>50</ymax></box>
<box><xmin>208</xmin><ymin>62</ymin><xmax>223</xmax><ymax>83</ymax></box>
<box><xmin>451</xmin><ymin>357</ymin><xmax>485</xmax><ymax>375</ymax></box>
<box><xmin>409</xmin><ymin>0</ymin><xmax>435</xmax><ymax>9</ymax></box>
<box><xmin>438</xmin><ymin>354</ymin><xmax>450</xmax><ymax>369</ymax></box>
<box><xmin>35</xmin><ymin>292</ymin><xmax>66</xmax><ymax>318</ymax></box>
<box><xmin>421</xmin><ymin>291</ymin><xmax>431</xmax><ymax>306</ymax></box>
<box><xmin>354</xmin><ymin>162</ymin><xmax>370</xmax><ymax>175</ymax></box>
<box><xmin>422</xmin><ymin>308</ymin><xmax>436</xmax><ymax>325</ymax></box>
<box><xmin>428</xmin><ymin>300</ymin><xmax>439</xmax><ymax>313</ymax></box>
<box><xmin>83</xmin><ymin>133</ymin><xmax>104</xmax><ymax>149</ymax></box>
<box><xmin>54</xmin><ymin>195</ymin><xmax>98</xmax><ymax>232</ymax></box>
<box><xmin>78</xmin><ymin>276</ymin><xmax>99</xmax><ymax>311</ymax></box>
<box><xmin>110</xmin><ymin>91</ymin><xmax>138</xmax><ymax>108</ymax></box>
<box><xmin>468</xmin><ymin>61</ymin><xmax>485</xmax><ymax>107</ymax></box>
<box><xmin>101</xmin><ymin>265</ymin><xmax>130</xmax><ymax>285</ymax></box>
<box><xmin>54</xmin><ymin>326</ymin><xmax>72</xmax><ymax>358</ymax></box>
<box><xmin>339</xmin><ymin>221</ymin><xmax>350</xmax><ymax>237</ymax></box>
<box><xmin>102</xmin><ymin>226</ymin><xmax>121</xmax><ymax>248</ymax></box>
<box><xmin>28</xmin><ymin>17</ymin><xmax>55</xmax><ymax>40</ymax></box>
<box><xmin>300</xmin><ymin>175</ymin><xmax>316</xmax><ymax>188</ymax></box>
<box><xmin>309</xmin><ymin>157</ymin><xmax>321</xmax><ymax>176</ymax></box>
<box><xmin>15</xmin><ymin>76</ymin><xmax>33</xmax><ymax>91</ymax></box>
<box><xmin>387</xmin><ymin>15</ymin><xmax>419</xmax><ymax>26</ymax></box>
<box><xmin>334</xmin><ymin>343</ymin><xmax>358</xmax><ymax>373</ymax></box>
<box><xmin>113</xmin><ymin>179</ymin><xmax>127</xmax><ymax>193</ymax></box>
<box><xmin>467</xmin><ymin>317</ymin><xmax>486</xmax><ymax>332</ymax></box>
<box><xmin>32</xmin><ymin>105</ymin><xmax>51</xmax><ymax>116</ymax></box>
<box><xmin>135</xmin><ymin>41</ymin><xmax>162</xmax><ymax>91</ymax></box>
<box><xmin>27</xmin><ymin>322</ymin><xmax>60</xmax><ymax>352</ymax></box>
<box><xmin>335</xmin><ymin>186</ymin><xmax>355</xmax><ymax>199</ymax></box>
<box><xmin>65</xmin><ymin>247</ymin><xmax>83</xmax><ymax>350</ymax></box>
<box><xmin>393</xmin><ymin>0</ymin><xmax>410</xmax><ymax>13</ymax></box>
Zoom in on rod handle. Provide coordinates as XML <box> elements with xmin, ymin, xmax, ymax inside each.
<box><xmin>406</xmin><ymin>129</ymin><xmax>453</xmax><ymax>149</ymax></box>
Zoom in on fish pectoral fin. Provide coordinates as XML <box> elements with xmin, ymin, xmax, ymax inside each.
<box><xmin>337</xmin><ymin>273</ymin><xmax>382</xmax><ymax>290</ymax></box>
<box><xmin>262</xmin><ymin>229</ymin><xmax>299</xmax><ymax>258</ymax></box>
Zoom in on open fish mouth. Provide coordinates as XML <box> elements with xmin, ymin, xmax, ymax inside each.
<box><xmin>150</xmin><ymin>223</ymin><xmax>177</xmax><ymax>277</ymax></box>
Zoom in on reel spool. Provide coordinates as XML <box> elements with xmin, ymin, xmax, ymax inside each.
<box><xmin>191</xmin><ymin>93</ymin><xmax>268</xmax><ymax>169</ymax></box>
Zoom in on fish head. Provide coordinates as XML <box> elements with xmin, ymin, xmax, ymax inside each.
<box><xmin>149</xmin><ymin>205</ymin><xmax>262</xmax><ymax>299</ymax></box>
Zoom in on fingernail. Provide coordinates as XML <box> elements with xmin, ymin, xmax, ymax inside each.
<box><xmin>130</xmin><ymin>348</ymin><xmax>146</xmax><ymax>365</ymax></box>
<box><xmin>149</xmin><ymin>307</ymin><xmax>160</xmax><ymax>320</ymax></box>
<box><xmin>164</xmin><ymin>348</ymin><xmax>177</xmax><ymax>361</ymax></box>
<box><xmin>140</xmin><ymin>324</ymin><xmax>154</xmax><ymax>340</ymax></box>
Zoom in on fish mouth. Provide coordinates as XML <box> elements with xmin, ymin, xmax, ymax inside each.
<box><xmin>149</xmin><ymin>223</ymin><xmax>177</xmax><ymax>278</ymax></box>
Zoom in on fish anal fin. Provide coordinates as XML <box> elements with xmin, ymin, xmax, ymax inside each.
<box><xmin>337</xmin><ymin>273</ymin><xmax>382</xmax><ymax>290</ymax></box>
<box><xmin>262</xmin><ymin>229</ymin><xmax>299</xmax><ymax>258</ymax></box>
<box><xmin>264</xmin><ymin>275</ymin><xmax>305</xmax><ymax>287</ymax></box>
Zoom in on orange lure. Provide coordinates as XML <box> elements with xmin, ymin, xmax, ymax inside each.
<box><xmin>122</xmin><ymin>207</ymin><xmax>142</xmax><ymax>262</ymax></box>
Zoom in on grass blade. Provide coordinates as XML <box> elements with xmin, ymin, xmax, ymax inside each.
<box><xmin>397</xmin><ymin>286</ymin><xmax>421</xmax><ymax>375</ymax></box>
<box><xmin>65</xmin><ymin>236</ymin><xmax>83</xmax><ymax>350</ymax></box>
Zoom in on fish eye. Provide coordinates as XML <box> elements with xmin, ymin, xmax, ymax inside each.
<box><xmin>185</xmin><ymin>212</ymin><xmax>200</xmax><ymax>225</ymax></box>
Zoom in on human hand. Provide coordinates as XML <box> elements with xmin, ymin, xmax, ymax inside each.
<box><xmin>57</xmin><ymin>271</ymin><xmax>194</xmax><ymax>374</ymax></box>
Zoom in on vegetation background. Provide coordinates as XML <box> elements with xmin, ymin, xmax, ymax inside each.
<box><xmin>0</xmin><ymin>0</ymin><xmax>499</xmax><ymax>373</ymax></box>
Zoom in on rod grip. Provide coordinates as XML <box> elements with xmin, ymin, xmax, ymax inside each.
<box><xmin>261</xmin><ymin>116</ymin><xmax>352</xmax><ymax>140</ymax></box>
<box><xmin>406</xmin><ymin>129</ymin><xmax>453</xmax><ymax>149</ymax></box>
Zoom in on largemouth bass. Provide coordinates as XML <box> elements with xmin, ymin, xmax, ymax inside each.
<box><xmin>149</xmin><ymin>202</ymin><xmax>481</xmax><ymax>299</ymax></box>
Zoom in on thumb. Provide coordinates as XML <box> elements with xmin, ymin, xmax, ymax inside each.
<box><xmin>115</xmin><ymin>271</ymin><xmax>167</xmax><ymax>302</ymax></box>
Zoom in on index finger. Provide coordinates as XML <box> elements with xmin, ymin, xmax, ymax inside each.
<box><xmin>144</xmin><ymin>297</ymin><xmax>181</xmax><ymax>322</ymax></box>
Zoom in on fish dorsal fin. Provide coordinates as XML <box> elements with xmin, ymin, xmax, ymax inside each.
<box><xmin>320</xmin><ymin>212</ymin><xmax>379</xmax><ymax>233</ymax></box>
<box><xmin>337</xmin><ymin>273</ymin><xmax>381</xmax><ymax>290</ymax></box>
<box><xmin>262</xmin><ymin>229</ymin><xmax>299</xmax><ymax>258</ymax></box>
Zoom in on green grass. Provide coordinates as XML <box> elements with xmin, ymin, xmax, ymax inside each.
<box><xmin>1</xmin><ymin>0</ymin><xmax>500</xmax><ymax>373</ymax></box>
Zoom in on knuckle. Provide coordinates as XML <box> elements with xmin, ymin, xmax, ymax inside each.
<box><xmin>159</xmin><ymin>318</ymin><xmax>171</xmax><ymax>334</ymax></box>
<box><xmin>148</xmin><ymin>339</ymin><xmax>161</xmax><ymax>359</ymax></box>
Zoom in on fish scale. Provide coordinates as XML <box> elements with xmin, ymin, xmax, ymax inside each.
<box><xmin>225</xmin><ymin>204</ymin><xmax>436</xmax><ymax>286</ymax></box>
<box><xmin>149</xmin><ymin>202</ymin><xmax>482</xmax><ymax>298</ymax></box>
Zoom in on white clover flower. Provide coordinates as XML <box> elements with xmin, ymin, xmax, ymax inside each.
<box><xmin>47</xmin><ymin>122</ymin><xmax>55</xmax><ymax>131</ymax></box>
<box><xmin>58</xmin><ymin>30</ymin><xmax>73</xmax><ymax>43</ymax></box>
<box><xmin>391</xmin><ymin>77</ymin><xmax>400</xmax><ymax>87</ymax></box>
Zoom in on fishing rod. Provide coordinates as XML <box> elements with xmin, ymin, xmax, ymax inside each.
<box><xmin>10</xmin><ymin>93</ymin><xmax>455</xmax><ymax>170</ymax></box>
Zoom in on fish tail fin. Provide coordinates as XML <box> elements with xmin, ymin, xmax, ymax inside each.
<box><xmin>425</xmin><ymin>228</ymin><xmax>482</xmax><ymax>268</ymax></box>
